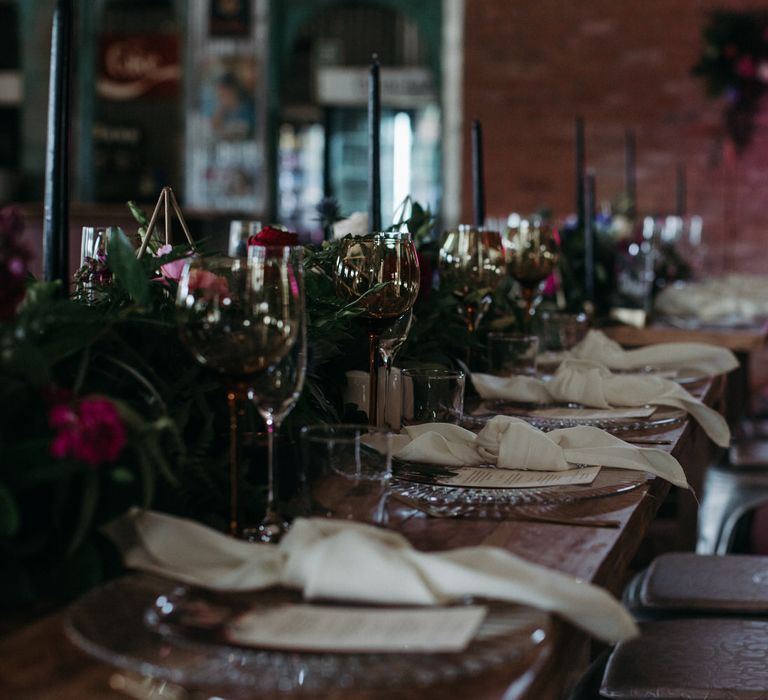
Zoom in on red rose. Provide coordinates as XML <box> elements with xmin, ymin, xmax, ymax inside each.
<box><xmin>247</xmin><ymin>226</ymin><xmax>299</xmax><ymax>247</ymax></box>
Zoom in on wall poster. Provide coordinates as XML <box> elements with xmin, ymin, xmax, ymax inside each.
<box><xmin>185</xmin><ymin>0</ymin><xmax>268</xmax><ymax>213</ymax></box>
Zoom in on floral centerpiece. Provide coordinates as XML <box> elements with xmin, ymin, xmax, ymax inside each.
<box><xmin>693</xmin><ymin>11</ymin><xmax>768</xmax><ymax>150</ymax></box>
<box><xmin>0</xmin><ymin>195</ymin><xmax>521</xmax><ymax>608</ymax></box>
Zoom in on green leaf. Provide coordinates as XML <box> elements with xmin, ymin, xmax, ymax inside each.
<box><xmin>67</xmin><ymin>471</ymin><xmax>99</xmax><ymax>555</ymax></box>
<box><xmin>106</xmin><ymin>227</ymin><xmax>150</xmax><ymax>306</ymax></box>
<box><xmin>127</xmin><ymin>200</ymin><xmax>150</xmax><ymax>228</ymax></box>
<box><xmin>135</xmin><ymin>446</ymin><xmax>156</xmax><ymax>508</ymax></box>
<box><xmin>110</xmin><ymin>466</ymin><xmax>135</xmax><ymax>484</ymax></box>
<box><xmin>0</xmin><ymin>483</ymin><xmax>20</xmax><ymax>535</ymax></box>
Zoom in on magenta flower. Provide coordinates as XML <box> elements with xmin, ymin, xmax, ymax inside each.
<box><xmin>542</xmin><ymin>272</ymin><xmax>557</xmax><ymax>297</ymax></box>
<box><xmin>0</xmin><ymin>206</ymin><xmax>31</xmax><ymax>320</ymax></box>
<box><xmin>736</xmin><ymin>56</ymin><xmax>756</xmax><ymax>78</ymax></box>
<box><xmin>49</xmin><ymin>397</ymin><xmax>127</xmax><ymax>467</ymax></box>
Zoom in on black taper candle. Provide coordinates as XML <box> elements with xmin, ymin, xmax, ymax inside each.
<box><xmin>575</xmin><ymin>116</ymin><xmax>586</xmax><ymax>233</ymax></box>
<box><xmin>584</xmin><ymin>172</ymin><xmax>596</xmax><ymax>304</ymax></box>
<box><xmin>43</xmin><ymin>0</ymin><xmax>73</xmax><ymax>289</ymax></box>
<box><xmin>368</xmin><ymin>55</ymin><xmax>381</xmax><ymax>232</ymax></box>
<box><xmin>624</xmin><ymin>128</ymin><xmax>637</xmax><ymax>218</ymax></box>
<box><xmin>675</xmin><ymin>163</ymin><xmax>686</xmax><ymax>217</ymax></box>
<box><xmin>471</xmin><ymin>120</ymin><xmax>485</xmax><ymax>228</ymax></box>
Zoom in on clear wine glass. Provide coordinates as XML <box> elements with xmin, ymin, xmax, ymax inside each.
<box><xmin>335</xmin><ymin>232</ymin><xmax>420</xmax><ymax>426</ymax></box>
<box><xmin>505</xmin><ymin>218</ymin><xmax>559</xmax><ymax>328</ymax></box>
<box><xmin>244</xmin><ymin>247</ymin><xmax>307</xmax><ymax>543</ymax></box>
<box><xmin>378</xmin><ymin>309</ymin><xmax>413</xmax><ymax>428</ymax></box>
<box><xmin>176</xmin><ymin>251</ymin><xmax>302</xmax><ymax>537</ymax></box>
<box><xmin>438</xmin><ymin>226</ymin><xmax>506</xmax><ymax>334</ymax></box>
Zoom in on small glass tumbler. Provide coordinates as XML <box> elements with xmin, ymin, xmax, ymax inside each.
<box><xmin>555</xmin><ymin>312</ymin><xmax>589</xmax><ymax>350</ymax></box>
<box><xmin>300</xmin><ymin>424</ymin><xmax>394</xmax><ymax>525</ymax></box>
<box><xmin>487</xmin><ymin>333</ymin><xmax>539</xmax><ymax>377</ymax></box>
<box><xmin>228</xmin><ymin>220</ymin><xmax>262</xmax><ymax>257</ymax></box>
<box><xmin>80</xmin><ymin>226</ymin><xmax>108</xmax><ymax>266</ymax></box>
<box><xmin>400</xmin><ymin>369</ymin><xmax>466</xmax><ymax>426</ymax></box>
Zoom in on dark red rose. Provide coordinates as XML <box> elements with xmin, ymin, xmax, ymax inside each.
<box><xmin>247</xmin><ymin>226</ymin><xmax>299</xmax><ymax>247</ymax></box>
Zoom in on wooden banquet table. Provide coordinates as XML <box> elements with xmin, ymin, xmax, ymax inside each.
<box><xmin>0</xmin><ymin>376</ymin><xmax>727</xmax><ymax>700</ymax></box>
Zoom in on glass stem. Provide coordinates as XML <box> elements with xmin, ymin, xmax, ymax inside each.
<box><xmin>380</xmin><ymin>354</ymin><xmax>393</xmax><ymax>428</ymax></box>
<box><xmin>264</xmin><ymin>412</ymin><xmax>283</xmax><ymax>517</ymax></box>
<box><xmin>226</xmin><ymin>389</ymin><xmax>239</xmax><ymax>537</ymax></box>
<box><xmin>368</xmin><ymin>328</ymin><xmax>381</xmax><ymax>426</ymax></box>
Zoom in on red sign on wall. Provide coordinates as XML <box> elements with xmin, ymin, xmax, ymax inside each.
<box><xmin>97</xmin><ymin>34</ymin><xmax>180</xmax><ymax>101</ymax></box>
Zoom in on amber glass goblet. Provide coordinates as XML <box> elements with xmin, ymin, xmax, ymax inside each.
<box><xmin>439</xmin><ymin>226</ymin><xmax>506</xmax><ymax>335</ymax></box>
<box><xmin>176</xmin><ymin>251</ymin><xmax>302</xmax><ymax>536</ymax></box>
<box><xmin>506</xmin><ymin>219</ymin><xmax>559</xmax><ymax>327</ymax></box>
<box><xmin>335</xmin><ymin>232</ymin><xmax>420</xmax><ymax>426</ymax></box>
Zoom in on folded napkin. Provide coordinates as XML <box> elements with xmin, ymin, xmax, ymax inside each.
<box><xmin>655</xmin><ymin>276</ymin><xmax>768</xmax><ymax>324</ymax></box>
<box><xmin>569</xmin><ymin>329</ymin><xmax>738</xmax><ymax>376</ymax></box>
<box><xmin>472</xmin><ymin>359</ymin><xmax>730</xmax><ymax>448</ymax></box>
<box><xmin>104</xmin><ymin>509</ymin><xmax>638</xmax><ymax>644</ymax></box>
<box><xmin>392</xmin><ymin>416</ymin><xmax>689</xmax><ymax>489</ymax></box>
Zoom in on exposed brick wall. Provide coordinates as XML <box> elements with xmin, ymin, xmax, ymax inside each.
<box><xmin>462</xmin><ymin>0</ymin><xmax>768</xmax><ymax>275</ymax></box>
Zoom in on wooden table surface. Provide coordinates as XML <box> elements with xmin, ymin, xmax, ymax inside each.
<box><xmin>0</xmin><ymin>377</ymin><xmax>727</xmax><ymax>700</ymax></box>
<box><xmin>603</xmin><ymin>322</ymin><xmax>768</xmax><ymax>354</ymax></box>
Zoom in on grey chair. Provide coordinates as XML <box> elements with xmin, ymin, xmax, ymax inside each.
<box><xmin>601</xmin><ymin>618</ymin><xmax>768</xmax><ymax>699</ymax></box>
<box><xmin>697</xmin><ymin>462</ymin><xmax>768</xmax><ymax>554</ymax></box>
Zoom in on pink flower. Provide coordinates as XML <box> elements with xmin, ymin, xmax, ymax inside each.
<box><xmin>188</xmin><ymin>268</ymin><xmax>230</xmax><ymax>298</ymax></box>
<box><xmin>155</xmin><ymin>244</ymin><xmax>192</xmax><ymax>284</ymax></box>
<box><xmin>48</xmin><ymin>397</ymin><xmax>126</xmax><ymax>467</ymax></box>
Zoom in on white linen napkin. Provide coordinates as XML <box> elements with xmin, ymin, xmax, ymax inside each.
<box><xmin>104</xmin><ymin>508</ymin><xmax>638</xmax><ymax>644</ymax></box>
<box><xmin>654</xmin><ymin>275</ymin><xmax>768</xmax><ymax>324</ymax></box>
<box><xmin>569</xmin><ymin>329</ymin><xmax>738</xmax><ymax>376</ymax></box>
<box><xmin>472</xmin><ymin>360</ymin><xmax>730</xmax><ymax>448</ymax></box>
<box><xmin>392</xmin><ymin>416</ymin><xmax>689</xmax><ymax>489</ymax></box>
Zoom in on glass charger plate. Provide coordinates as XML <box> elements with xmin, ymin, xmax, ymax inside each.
<box><xmin>393</xmin><ymin>466</ymin><xmax>647</xmax><ymax>512</ymax></box>
<box><xmin>66</xmin><ymin>574</ymin><xmax>548</xmax><ymax>695</ymax></box>
<box><xmin>464</xmin><ymin>401</ymin><xmax>686</xmax><ymax>433</ymax></box>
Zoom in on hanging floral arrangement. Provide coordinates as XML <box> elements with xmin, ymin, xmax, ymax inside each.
<box><xmin>692</xmin><ymin>11</ymin><xmax>768</xmax><ymax>151</ymax></box>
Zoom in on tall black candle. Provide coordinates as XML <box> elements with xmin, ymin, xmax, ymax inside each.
<box><xmin>43</xmin><ymin>0</ymin><xmax>73</xmax><ymax>289</ymax></box>
<box><xmin>471</xmin><ymin>120</ymin><xmax>485</xmax><ymax>228</ymax></box>
<box><xmin>624</xmin><ymin>128</ymin><xmax>637</xmax><ymax>218</ymax></box>
<box><xmin>575</xmin><ymin>116</ymin><xmax>585</xmax><ymax>233</ymax></box>
<box><xmin>368</xmin><ymin>55</ymin><xmax>381</xmax><ymax>232</ymax></box>
<box><xmin>584</xmin><ymin>172</ymin><xmax>596</xmax><ymax>304</ymax></box>
<box><xmin>676</xmin><ymin>163</ymin><xmax>687</xmax><ymax>217</ymax></box>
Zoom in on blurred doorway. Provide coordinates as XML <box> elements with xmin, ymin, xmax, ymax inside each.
<box><xmin>275</xmin><ymin>1</ymin><xmax>441</xmax><ymax>238</ymax></box>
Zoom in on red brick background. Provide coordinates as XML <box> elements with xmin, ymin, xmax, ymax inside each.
<box><xmin>462</xmin><ymin>0</ymin><xmax>768</xmax><ymax>275</ymax></box>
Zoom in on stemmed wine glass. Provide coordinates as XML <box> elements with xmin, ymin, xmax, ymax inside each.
<box><xmin>439</xmin><ymin>226</ymin><xmax>506</xmax><ymax>334</ymax></box>
<box><xmin>378</xmin><ymin>309</ymin><xmax>412</xmax><ymax>428</ymax></box>
<box><xmin>176</xmin><ymin>250</ymin><xmax>302</xmax><ymax>537</ymax></box>
<box><xmin>335</xmin><ymin>232</ymin><xmax>420</xmax><ymax>426</ymax></box>
<box><xmin>505</xmin><ymin>218</ymin><xmax>559</xmax><ymax>328</ymax></box>
<box><xmin>245</xmin><ymin>247</ymin><xmax>307</xmax><ymax>543</ymax></box>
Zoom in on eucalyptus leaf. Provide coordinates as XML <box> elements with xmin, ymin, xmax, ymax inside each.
<box><xmin>106</xmin><ymin>227</ymin><xmax>150</xmax><ymax>306</ymax></box>
<box><xmin>0</xmin><ymin>483</ymin><xmax>20</xmax><ymax>535</ymax></box>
